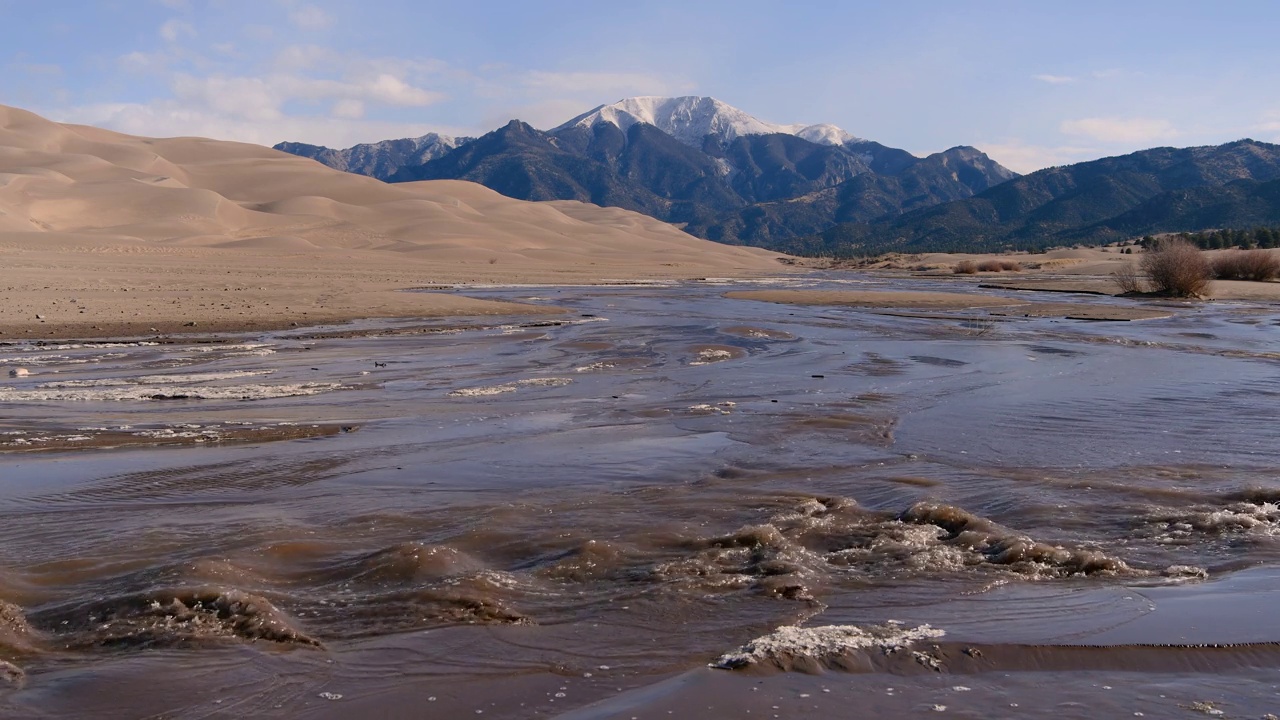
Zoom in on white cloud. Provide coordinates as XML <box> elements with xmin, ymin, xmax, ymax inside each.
<box><xmin>159</xmin><ymin>19</ymin><xmax>195</xmax><ymax>43</ymax></box>
<box><xmin>274</xmin><ymin>44</ymin><xmax>339</xmax><ymax>71</ymax></box>
<box><xmin>288</xmin><ymin>5</ymin><xmax>334</xmax><ymax>31</ymax></box>
<box><xmin>173</xmin><ymin>74</ymin><xmax>282</xmax><ymax>121</ymax></box>
<box><xmin>366</xmin><ymin>73</ymin><xmax>440</xmax><ymax>106</ymax></box>
<box><xmin>331</xmin><ymin>99</ymin><xmax>365</xmax><ymax>119</ymax></box>
<box><xmin>1059</xmin><ymin>117</ymin><xmax>1178</xmax><ymax>144</ymax></box>
<box><xmin>519</xmin><ymin>70</ymin><xmax>690</xmax><ymax>96</ymax></box>
<box><xmin>1033</xmin><ymin>74</ymin><xmax>1076</xmax><ymax>85</ymax></box>
<box><xmin>979</xmin><ymin>140</ymin><xmax>1100</xmax><ymax>173</ymax></box>
<box><xmin>119</xmin><ymin>51</ymin><xmax>167</xmax><ymax>73</ymax></box>
<box><xmin>54</xmin><ymin>101</ymin><xmax>472</xmax><ymax>149</ymax></box>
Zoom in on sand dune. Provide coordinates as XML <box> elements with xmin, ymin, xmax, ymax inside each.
<box><xmin>0</xmin><ymin>105</ymin><xmax>787</xmax><ymax>339</ymax></box>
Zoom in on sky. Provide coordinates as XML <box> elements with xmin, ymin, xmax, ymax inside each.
<box><xmin>3</xmin><ymin>0</ymin><xmax>1279</xmax><ymax>173</ymax></box>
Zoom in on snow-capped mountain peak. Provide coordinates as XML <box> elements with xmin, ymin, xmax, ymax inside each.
<box><xmin>553</xmin><ymin>96</ymin><xmax>862</xmax><ymax>148</ymax></box>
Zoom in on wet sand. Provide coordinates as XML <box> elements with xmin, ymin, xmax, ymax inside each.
<box><xmin>3</xmin><ymin>276</ymin><xmax>1280</xmax><ymax>718</ymax></box>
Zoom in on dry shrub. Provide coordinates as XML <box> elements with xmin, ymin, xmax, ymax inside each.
<box><xmin>971</xmin><ymin>258</ymin><xmax>1023</xmax><ymax>272</ymax></box>
<box><xmin>953</xmin><ymin>260</ymin><xmax>978</xmax><ymax>274</ymax></box>
<box><xmin>1110</xmin><ymin>262</ymin><xmax>1143</xmax><ymax>294</ymax></box>
<box><xmin>1140</xmin><ymin>238</ymin><xmax>1212</xmax><ymax>297</ymax></box>
<box><xmin>1212</xmin><ymin>249</ymin><xmax>1280</xmax><ymax>281</ymax></box>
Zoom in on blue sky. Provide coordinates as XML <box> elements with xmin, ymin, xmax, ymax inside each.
<box><xmin>3</xmin><ymin>0</ymin><xmax>1279</xmax><ymax>172</ymax></box>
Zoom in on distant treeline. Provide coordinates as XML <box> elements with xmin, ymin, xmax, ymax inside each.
<box><xmin>1141</xmin><ymin>227</ymin><xmax>1280</xmax><ymax>250</ymax></box>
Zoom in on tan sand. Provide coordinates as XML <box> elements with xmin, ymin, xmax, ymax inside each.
<box><xmin>880</xmin><ymin>248</ymin><xmax>1280</xmax><ymax>302</ymax></box>
<box><xmin>0</xmin><ymin>105</ymin><xmax>788</xmax><ymax>339</ymax></box>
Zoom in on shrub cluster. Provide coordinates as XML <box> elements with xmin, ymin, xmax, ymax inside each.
<box><xmin>1141</xmin><ymin>238</ymin><xmax>1212</xmax><ymax>297</ymax></box>
<box><xmin>1211</xmin><ymin>249</ymin><xmax>1280</xmax><ymax>281</ymax></box>
<box><xmin>1110</xmin><ymin>263</ymin><xmax>1143</xmax><ymax>294</ymax></box>
<box><xmin>976</xmin><ymin>259</ymin><xmax>1023</xmax><ymax>272</ymax></box>
<box><xmin>953</xmin><ymin>260</ymin><xmax>977</xmax><ymax>274</ymax></box>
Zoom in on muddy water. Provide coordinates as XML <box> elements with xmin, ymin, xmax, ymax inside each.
<box><xmin>1</xmin><ymin>276</ymin><xmax>1279</xmax><ymax>718</ymax></box>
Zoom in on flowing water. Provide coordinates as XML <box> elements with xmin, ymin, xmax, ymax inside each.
<box><xmin>1</xmin><ymin>275</ymin><xmax>1279</xmax><ymax>718</ymax></box>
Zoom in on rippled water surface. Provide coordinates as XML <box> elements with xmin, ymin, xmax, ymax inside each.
<box><xmin>2</xmin><ymin>275</ymin><xmax>1280</xmax><ymax>718</ymax></box>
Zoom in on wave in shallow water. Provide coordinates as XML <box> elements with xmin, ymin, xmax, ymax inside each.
<box><xmin>32</xmin><ymin>588</ymin><xmax>321</xmax><ymax>650</ymax></box>
<box><xmin>712</xmin><ymin>622</ymin><xmax>946</xmax><ymax>671</ymax></box>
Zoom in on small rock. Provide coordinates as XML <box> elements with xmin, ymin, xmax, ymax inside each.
<box><xmin>318</xmin><ymin>692</ymin><xmax>343</xmax><ymax>701</ymax></box>
<box><xmin>183</xmin><ymin>321</ymin><xmax>197</xmax><ymax>327</ymax></box>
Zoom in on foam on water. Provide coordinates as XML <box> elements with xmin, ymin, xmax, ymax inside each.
<box><xmin>1142</xmin><ymin>490</ymin><xmax>1280</xmax><ymax>542</ymax></box>
<box><xmin>712</xmin><ymin>622</ymin><xmax>946</xmax><ymax>670</ymax></box>
<box><xmin>35</xmin><ymin>370</ymin><xmax>275</xmax><ymax>388</ymax></box>
<box><xmin>0</xmin><ymin>382</ymin><xmax>341</xmax><ymax>402</ymax></box>
<box><xmin>690</xmin><ymin>349</ymin><xmax>735</xmax><ymax>365</ymax></box>
<box><xmin>448</xmin><ymin>377</ymin><xmax>573</xmax><ymax>397</ymax></box>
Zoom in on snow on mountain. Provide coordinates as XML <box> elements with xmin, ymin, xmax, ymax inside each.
<box><xmin>553</xmin><ymin>96</ymin><xmax>863</xmax><ymax>148</ymax></box>
<box><xmin>790</xmin><ymin>123</ymin><xmax>858</xmax><ymax>146</ymax></box>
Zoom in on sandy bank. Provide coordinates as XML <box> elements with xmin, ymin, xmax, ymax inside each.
<box><xmin>867</xmin><ymin>247</ymin><xmax>1280</xmax><ymax>303</ymax></box>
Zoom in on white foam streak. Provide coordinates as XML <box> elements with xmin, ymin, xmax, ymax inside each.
<box><xmin>712</xmin><ymin>623</ymin><xmax>945</xmax><ymax>669</ymax></box>
<box><xmin>0</xmin><ymin>382</ymin><xmax>341</xmax><ymax>402</ymax></box>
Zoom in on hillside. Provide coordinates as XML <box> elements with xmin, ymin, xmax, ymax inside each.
<box><xmin>806</xmin><ymin>139</ymin><xmax>1280</xmax><ymax>255</ymax></box>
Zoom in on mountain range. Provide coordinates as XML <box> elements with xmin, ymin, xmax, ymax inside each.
<box><xmin>276</xmin><ymin>97</ymin><xmax>1280</xmax><ymax>256</ymax></box>
<box><xmin>811</xmin><ymin>138</ymin><xmax>1280</xmax><ymax>255</ymax></box>
<box><xmin>276</xmin><ymin>96</ymin><xmax>1017</xmax><ymax>250</ymax></box>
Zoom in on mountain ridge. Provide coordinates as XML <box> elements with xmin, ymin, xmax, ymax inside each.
<box><xmin>278</xmin><ymin>96</ymin><xmax>1016</xmax><ymax>249</ymax></box>
<box><xmin>552</xmin><ymin>95</ymin><xmax>862</xmax><ymax>148</ymax></box>
<box><xmin>805</xmin><ymin>138</ymin><xmax>1280</xmax><ymax>255</ymax></box>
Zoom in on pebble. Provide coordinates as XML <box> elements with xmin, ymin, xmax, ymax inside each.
<box><xmin>317</xmin><ymin>692</ymin><xmax>342</xmax><ymax>701</ymax></box>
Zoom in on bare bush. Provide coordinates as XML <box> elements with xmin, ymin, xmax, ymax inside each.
<box><xmin>1140</xmin><ymin>238</ymin><xmax>1212</xmax><ymax>297</ymax></box>
<box><xmin>1212</xmin><ymin>249</ymin><xmax>1280</xmax><ymax>281</ymax></box>
<box><xmin>953</xmin><ymin>260</ymin><xmax>978</xmax><ymax>274</ymax></box>
<box><xmin>975</xmin><ymin>259</ymin><xmax>1002</xmax><ymax>272</ymax></box>
<box><xmin>1110</xmin><ymin>262</ymin><xmax>1143</xmax><ymax>294</ymax></box>
<box><xmin>999</xmin><ymin>260</ymin><xmax>1023</xmax><ymax>272</ymax></box>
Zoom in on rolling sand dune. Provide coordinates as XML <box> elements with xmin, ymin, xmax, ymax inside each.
<box><xmin>0</xmin><ymin>105</ymin><xmax>787</xmax><ymax>338</ymax></box>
